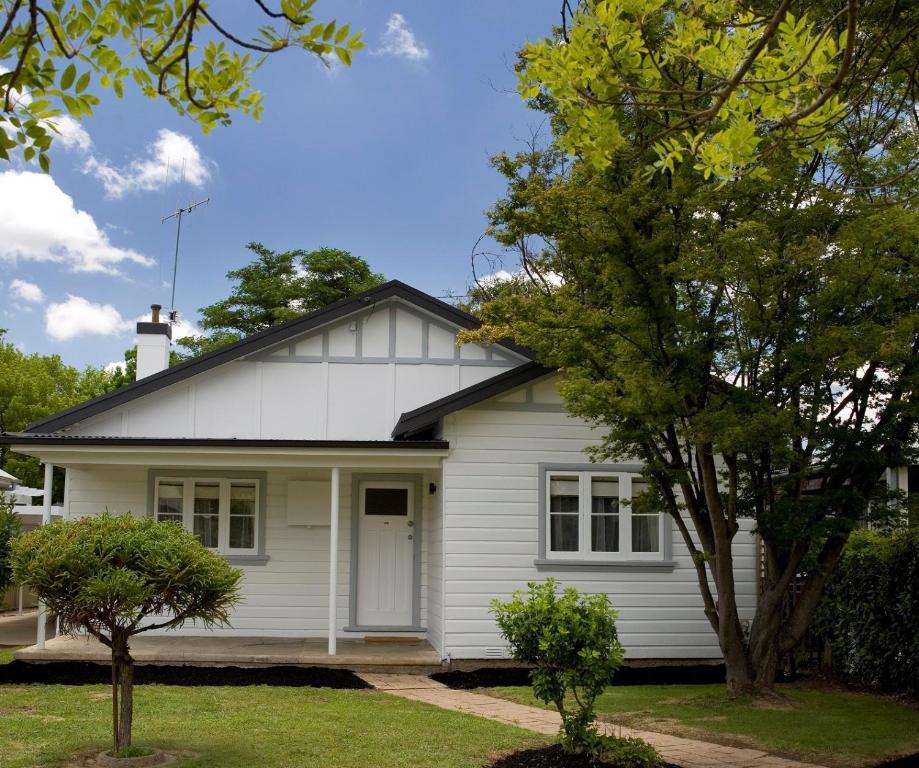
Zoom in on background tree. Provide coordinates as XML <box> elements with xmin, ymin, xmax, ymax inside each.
<box><xmin>0</xmin><ymin>330</ymin><xmax>117</xmax><ymax>491</ymax></box>
<box><xmin>0</xmin><ymin>1</ymin><xmax>364</xmax><ymax>168</ymax></box>
<box><xmin>10</xmin><ymin>514</ymin><xmax>241</xmax><ymax>755</ymax></box>
<box><xmin>0</xmin><ymin>492</ymin><xmax>22</xmax><ymax>597</ymax></box>
<box><xmin>466</xmin><ymin>0</ymin><xmax>919</xmax><ymax>695</ymax></box>
<box><xmin>174</xmin><ymin>242</ymin><xmax>384</xmax><ymax>358</ymax></box>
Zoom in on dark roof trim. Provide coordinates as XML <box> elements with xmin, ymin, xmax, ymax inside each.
<box><xmin>0</xmin><ymin>433</ymin><xmax>449</xmax><ymax>450</ymax></box>
<box><xmin>26</xmin><ymin>280</ymin><xmax>535</xmax><ymax>434</ymax></box>
<box><xmin>392</xmin><ymin>361</ymin><xmax>555</xmax><ymax>439</ymax></box>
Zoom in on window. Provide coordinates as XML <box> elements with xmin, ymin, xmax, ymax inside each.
<box><xmin>545</xmin><ymin>470</ymin><xmax>663</xmax><ymax>561</ymax></box>
<box><xmin>154</xmin><ymin>476</ymin><xmax>260</xmax><ymax>555</ymax></box>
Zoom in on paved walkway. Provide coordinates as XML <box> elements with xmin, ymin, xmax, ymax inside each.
<box><xmin>358</xmin><ymin>674</ymin><xmax>826</xmax><ymax>768</ymax></box>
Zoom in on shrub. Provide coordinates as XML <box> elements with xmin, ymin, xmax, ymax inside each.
<box><xmin>491</xmin><ymin>578</ymin><xmax>630</xmax><ymax>755</ymax></box>
<box><xmin>813</xmin><ymin>527</ymin><xmax>919</xmax><ymax>694</ymax></box>
<box><xmin>599</xmin><ymin>735</ymin><xmax>664</xmax><ymax>768</ymax></box>
<box><xmin>0</xmin><ymin>492</ymin><xmax>22</xmax><ymax>595</ymax></box>
<box><xmin>10</xmin><ymin>514</ymin><xmax>241</xmax><ymax>754</ymax></box>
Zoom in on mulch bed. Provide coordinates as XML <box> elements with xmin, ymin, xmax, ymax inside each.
<box><xmin>433</xmin><ymin>664</ymin><xmax>727</xmax><ymax>690</ymax></box>
<box><xmin>0</xmin><ymin>660</ymin><xmax>370</xmax><ymax>688</ymax></box>
<box><xmin>872</xmin><ymin>756</ymin><xmax>919</xmax><ymax>768</ymax></box>
<box><xmin>486</xmin><ymin>745</ymin><xmax>678</xmax><ymax>768</ymax></box>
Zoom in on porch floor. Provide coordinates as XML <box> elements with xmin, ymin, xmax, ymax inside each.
<box><xmin>15</xmin><ymin>634</ymin><xmax>443</xmax><ymax>672</ymax></box>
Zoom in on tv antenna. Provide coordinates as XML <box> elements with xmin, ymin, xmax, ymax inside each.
<box><xmin>161</xmin><ymin>197</ymin><xmax>209</xmax><ymax>321</ymax></box>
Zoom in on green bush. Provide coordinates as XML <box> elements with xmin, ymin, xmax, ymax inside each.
<box><xmin>599</xmin><ymin>735</ymin><xmax>664</xmax><ymax>768</ymax></box>
<box><xmin>0</xmin><ymin>492</ymin><xmax>22</xmax><ymax>595</ymax></box>
<box><xmin>813</xmin><ymin>527</ymin><xmax>919</xmax><ymax>693</ymax></box>
<box><xmin>492</xmin><ymin>579</ymin><xmax>641</xmax><ymax>757</ymax></box>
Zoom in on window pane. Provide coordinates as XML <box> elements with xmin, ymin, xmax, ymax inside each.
<box><xmin>230</xmin><ymin>483</ymin><xmax>256</xmax><ymax>516</ymax></box>
<box><xmin>229</xmin><ymin>483</ymin><xmax>256</xmax><ymax>550</ymax></box>
<box><xmin>230</xmin><ymin>516</ymin><xmax>254</xmax><ymax>549</ymax></box>
<box><xmin>632</xmin><ymin>515</ymin><xmax>660</xmax><ymax>552</ymax></box>
<box><xmin>591</xmin><ymin>477</ymin><xmax>619</xmax><ymax>514</ymax></box>
<box><xmin>193</xmin><ymin>483</ymin><xmax>220</xmax><ymax>548</ymax></box>
<box><xmin>364</xmin><ymin>488</ymin><xmax>408</xmax><ymax>516</ymax></box>
<box><xmin>550</xmin><ymin>514</ymin><xmax>579</xmax><ymax>551</ymax></box>
<box><xmin>591</xmin><ymin>514</ymin><xmax>619</xmax><ymax>552</ymax></box>
<box><xmin>550</xmin><ymin>476</ymin><xmax>579</xmax><ymax>515</ymax></box>
<box><xmin>157</xmin><ymin>482</ymin><xmax>183</xmax><ymax>524</ymax></box>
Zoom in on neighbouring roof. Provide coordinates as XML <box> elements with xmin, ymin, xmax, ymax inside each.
<box><xmin>24</xmin><ymin>280</ymin><xmax>536</xmax><ymax>435</ymax></box>
<box><xmin>0</xmin><ymin>468</ymin><xmax>21</xmax><ymax>485</ymax></box>
<box><xmin>0</xmin><ymin>435</ymin><xmax>450</xmax><ymax>450</ymax></box>
<box><xmin>392</xmin><ymin>361</ymin><xmax>555</xmax><ymax>439</ymax></box>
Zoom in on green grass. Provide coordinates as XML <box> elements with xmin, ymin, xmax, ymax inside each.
<box><xmin>486</xmin><ymin>682</ymin><xmax>919</xmax><ymax>767</ymax></box>
<box><xmin>0</xmin><ymin>646</ymin><xmax>21</xmax><ymax>665</ymax></box>
<box><xmin>0</xmin><ymin>683</ymin><xmax>544</xmax><ymax>768</ymax></box>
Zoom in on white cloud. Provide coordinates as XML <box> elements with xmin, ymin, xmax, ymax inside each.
<box><xmin>45</xmin><ymin>295</ymin><xmax>132</xmax><ymax>341</ymax></box>
<box><xmin>374</xmin><ymin>13</ymin><xmax>430</xmax><ymax>61</ymax></box>
<box><xmin>83</xmin><ymin>129</ymin><xmax>211</xmax><ymax>198</ymax></box>
<box><xmin>104</xmin><ymin>360</ymin><xmax>127</xmax><ymax>375</ymax></box>
<box><xmin>0</xmin><ymin>171</ymin><xmax>152</xmax><ymax>274</ymax></box>
<box><xmin>45</xmin><ymin>115</ymin><xmax>92</xmax><ymax>152</ymax></box>
<box><xmin>9</xmin><ymin>278</ymin><xmax>44</xmax><ymax>304</ymax></box>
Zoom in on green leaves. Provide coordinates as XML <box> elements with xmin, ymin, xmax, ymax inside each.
<box><xmin>519</xmin><ymin>1</ymin><xmax>870</xmax><ymax>181</ymax></box>
<box><xmin>0</xmin><ymin>1</ymin><xmax>364</xmax><ymax>166</ymax></box>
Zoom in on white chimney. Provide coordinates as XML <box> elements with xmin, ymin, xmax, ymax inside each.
<box><xmin>135</xmin><ymin>304</ymin><xmax>171</xmax><ymax>380</ymax></box>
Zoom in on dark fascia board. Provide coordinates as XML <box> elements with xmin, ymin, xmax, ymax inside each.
<box><xmin>0</xmin><ymin>433</ymin><xmax>449</xmax><ymax>450</ymax></box>
<box><xmin>25</xmin><ymin>280</ymin><xmax>535</xmax><ymax>434</ymax></box>
<box><xmin>392</xmin><ymin>361</ymin><xmax>556</xmax><ymax>439</ymax></box>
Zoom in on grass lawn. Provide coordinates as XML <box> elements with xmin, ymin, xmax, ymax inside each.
<box><xmin>0</xmin><ymin>682</ymin><xmax>544</xmax><ymax>768</ymax></box>
<box><xmin>486</xmin><ymin>682</ymin><xmax>919</xmax><ymax>767</ymax></box>
<box><xmin>0</xmin><ymin>646</ymin><xmax>21</xmax><ymax>665</ymax></box>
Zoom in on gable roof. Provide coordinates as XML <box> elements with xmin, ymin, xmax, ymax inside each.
<box><xmin>392</xmin><ymin>361</ymin><xmax>555</xmax><ymax>439</ymax></box>
<box><xmin>26</xmin><ymin>280</ymin><xmax>536</xmax><ymax>434</ymax></box>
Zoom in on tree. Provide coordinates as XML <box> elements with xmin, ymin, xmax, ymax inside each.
<box><xmin>466</xmin><ymin>1</ymin><xmax>919</xmax><ymax>695</ymax></box>
<box><xmin>0</xmin><ymin>330</ymin><xmax>117</xmax><ymax>489</ymax></box>
<box><xmin>174</xmin><ymin>242</ymin><xmax>384</xmax><ymax>357</ymax></box>
<box><xmin>0</xmin><ymin>1</ymin><xmax>364</xmax><ymax>168</ymax></box>
<box><xmin>0</xmin><ymin>492</ymin><xmax>22</xmax><ymax>596</ymax></box>
<box><xmin>10</xmin><ymin>514</ymin><xmax>241</xmax><ymax>755</ymax></box>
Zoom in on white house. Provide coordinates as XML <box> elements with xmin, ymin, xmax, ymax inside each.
<box><xmin>2</xmin><ymin>281</ymin><xmax>762</xmax><ymax>663</ymax></box>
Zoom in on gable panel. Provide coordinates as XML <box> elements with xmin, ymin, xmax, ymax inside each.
<box><xmin>260</xmin><ymin>363</ymin><xmax>324</xmax><ymax>439</ymax></box>
<box><xmin>394</xmin><ymin>308</ymin><xmax>424</xmax><ymax>358</ymax></box>
<box><xmin>194</xmin><ymin>363</ymin><xmax>257</xmax><ymax>437</ymax></box>
<box><xmin>362</xmin><ymin>309</ymin><xmax>390</xmax><ymax>357</ymax></box>
<box><xmin>326</xmin><ymin>364</ymin><xmax>392</xmax><ymax>439</ymax></box>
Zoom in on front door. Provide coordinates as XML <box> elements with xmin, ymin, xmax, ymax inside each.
<box><xmin>356</xmin><ymin>481</ymin><xmax>415</xmax><ymax>627</ymax></box>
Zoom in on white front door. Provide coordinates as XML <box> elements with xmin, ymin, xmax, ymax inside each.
<box><xmin>356</xmin><ymin>481</ymin><xmax>415</xmax><ymax>627</ymax></box>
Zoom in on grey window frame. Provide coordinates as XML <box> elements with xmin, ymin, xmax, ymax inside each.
<box><xmin>536</xmin><ymin>463</ymin><xmax>675</xmax><ymax>571</ymax></box>
<box><xmin>148</xmin><ymin>469</ymin><xmax>269</xmax><ymax>565</ymax></box>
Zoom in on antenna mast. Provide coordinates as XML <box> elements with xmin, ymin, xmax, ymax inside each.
<box><xmin>161</xmin><ymin>197</ymin><xmax>209</xmax><ymax>320</ymax></box>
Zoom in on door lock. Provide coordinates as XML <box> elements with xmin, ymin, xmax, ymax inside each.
<box><xmin>407</xmin><ymin>520</ymin><xmax>414</xmax><ymax>527</ymax></box>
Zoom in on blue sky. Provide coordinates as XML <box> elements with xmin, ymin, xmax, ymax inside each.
<box><xmin>1</xmin><ymin>2</ymin><xmax>556</xmax><ymax>369</ymax></box>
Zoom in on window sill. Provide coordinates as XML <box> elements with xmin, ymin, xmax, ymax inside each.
<box><xmin>534</xmin><ymin>558</ymin><xmax>676</xmax><ymax>572</ymax></box>
<box><xmin>223</xmin><ymin>554</ymin><xmax>270</xmax><ymax>565</ymax></box>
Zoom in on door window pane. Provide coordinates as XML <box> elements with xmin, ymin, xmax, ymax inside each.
<box><xmin>193</xmin><ymin>482</ymin><xmax>220</xmax><ymax>548</ymax></box>
<box><xmin>591</xmin><ymin>478</ymin><xmax>619</xmax><ymax>552</ymax></box>
<box><xmin>157</xmin><ymin>482</ymin><xmax>183</xmax><ymax>525</ymax></box>
<box><xmin>549</xmin><ymin>477</ymin><xmax>579</xmax><ymax>552</ymax></box>
<box><xmin>365</xmin><ymin>487</ymin><xmax>408</xmax><ymax>516</ymax></box>
<box><xmin>229</xmin><ymin>483</ymin><xmax>256</xmax><ymax>550</ymax></box>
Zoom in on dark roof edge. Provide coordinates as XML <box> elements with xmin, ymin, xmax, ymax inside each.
<box><xmin>1</xmin><ymin>434</ymin><xmax>449</xmax><ymax>450</ymax></box>
<box><xmin>392</xmin><ymin>361</ymin><xmax>556</xmax><ymax>439</ymax></box>
<box><xmin>26</xmin><ymin>280</ymin><xmax>536</xmax><ymax>434</ymax></box>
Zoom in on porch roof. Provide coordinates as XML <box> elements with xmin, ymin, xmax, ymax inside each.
<box><xmin>0</xmin><ymin>434</ymin><xmax>449</xmax><ymax>469</ymax></box>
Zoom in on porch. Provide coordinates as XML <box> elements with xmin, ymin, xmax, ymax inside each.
<box><xmin>15</xmin><ymin>634</ymin><xmax>443</xmax><ymax>672</ymax></box>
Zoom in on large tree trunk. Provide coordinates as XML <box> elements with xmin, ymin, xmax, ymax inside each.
<box><xmin>110</xmin><ymin>635</ymin><xmax>134</xmax><ymax>754</ymax></box>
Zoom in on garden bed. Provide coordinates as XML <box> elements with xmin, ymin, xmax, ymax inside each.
<box><xmin>0</xmin><ymin>660</ymin><xmax>369</xmax><ymax>688</ymax></box>
<box><xmin>486</xmin><ymin>745</ymin><xmax>677</xmax><ymax>768</ymax></box>
<box><xmin>432</xmin><ymin>664</ymin><xmax>727</xmax><ymax>690</ymax></box>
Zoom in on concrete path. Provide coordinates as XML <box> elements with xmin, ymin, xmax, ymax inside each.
<box><xmin>0</xmin><ymin>610</ymin><xmax>50</xmax><ymax>647</ymax></box>
<box><xmin>358</xmin><ymin>674</ymin><xmax>826</xmax><ymax>768</ymax></box>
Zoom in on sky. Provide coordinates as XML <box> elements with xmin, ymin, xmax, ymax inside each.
<box><xmin>0</xmin><ymin>2</ymin><xmax>558</xmax><ymax>370</ymax></box>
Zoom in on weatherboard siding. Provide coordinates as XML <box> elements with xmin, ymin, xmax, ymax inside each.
<box><xmin>65</xmin><ymin>298</ymin><xmax>525</xmax><ymax>441</ymax></box>
<box><xmin>63</xmin><ymin>466</ymin><xmax>437</xmax><ymax>638</ymax></box>
<box><xmin>439</xmin><ymin>391</ymin><xmax>758</xmax><ymax>661</ymax></box>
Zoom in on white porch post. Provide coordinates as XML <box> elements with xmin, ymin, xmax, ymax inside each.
<box><xmin>328</xmin><ymin>466</ymin><xmax>340</xmax><ymax>656</ymax></box>
<box><xmin>36</xmin><ymin>461</ymin><xmax>53</xmax><ymax>649</ymax></box>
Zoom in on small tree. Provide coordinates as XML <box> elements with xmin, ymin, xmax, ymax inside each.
<box><xmin>491</xmin><ymin>579</ymin><xmax>624</xmax><ymax>754</ymax></box>
<box><xmin>10</xmin><ymin>514</ymin><xmax>241</xmax><ymax>756</ymax></box>
<box><xmin>0</xmin><ymin>492</ymin><xmax>22</xmax><ymax>597</ymax></box>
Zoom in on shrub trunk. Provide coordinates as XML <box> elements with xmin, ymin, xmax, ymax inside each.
<box><xmin>111</xmin><ymin>635</ymin><xmax>134</xmax><ymax>754</ymax></box>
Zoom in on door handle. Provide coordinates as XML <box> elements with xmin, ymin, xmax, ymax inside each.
<box><xmin>407</xmin><ymin>520</ymin><xmax>414</xmax><ymax>527</ymax></box>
